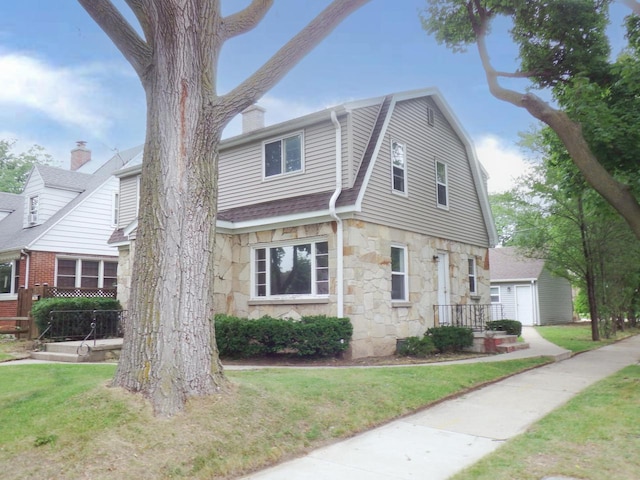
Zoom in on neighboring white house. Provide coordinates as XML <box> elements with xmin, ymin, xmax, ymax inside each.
<box><xmin>0</xmin><ymin>143</ymin><xmax>142</xmax><ymax>317</ymax></box>
<box><xmin>110</xmin><ymin>88</ymin><xmax>498</xmax><ymax>358</ymax></box>
<box><xmin>490</xmin><ymin>247</ymin><xmax>573</xmax><ymax>326</ymax></box>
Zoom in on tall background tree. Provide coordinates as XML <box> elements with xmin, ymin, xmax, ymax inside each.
<box><xmin>77</xmin><ymin>0</ymin><xmax>369</xmax><ymax>416</ymax></box>
<box><xmin>0</xmin><ymin>140</ymin><xmax>52</xmax><ymax>193</ymax></box>
<box><xmin>492</xmin><ymin>128</ymin><xmax>640</xmax><ymax>340</ymax></box>
<box><xmin>422</xmin><ymin>0</ymin><xmax>640</xmax><ymax>240</ymax></box>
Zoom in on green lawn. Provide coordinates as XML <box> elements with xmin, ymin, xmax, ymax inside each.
<box><xmin>453</xmin><ymin>364</ymin><xmax>640</xmax><ymax>480</ymax></box>
<box><xmin>0</xmin><ymin>358</ymin><xmax>547</xmax><ymax>479</ymax></box>
<box><xmin>537</xmin><ymin>323</ymin><xmax>640</xmax><ymax>352</ymax></box>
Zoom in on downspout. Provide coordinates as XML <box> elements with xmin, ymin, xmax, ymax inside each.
<box><xmin>20</xmin><ymin>249</ymin><xmax>30</xmax><ymax>289</ymax></box>
<box><xmin>329</xmin><ymin>111</ymin><xmax>344</xmax><ymax>318</ymax></box>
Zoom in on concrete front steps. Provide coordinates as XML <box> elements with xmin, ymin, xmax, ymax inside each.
<box><xmin>465</xmin><ymin>331</ymin><xmax>530</xmax><ymax>354</ymax></box>
<box><xmin>31</xmin><ymin>338</ymin><xmax>123</xmax><ymax>363</ymax></box>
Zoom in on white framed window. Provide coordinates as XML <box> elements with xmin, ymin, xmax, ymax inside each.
<box><xmin>112</xmin><ymin>192</ymin><xmax>119</xmax><ymax>226</ymax></box>
<box><xmin>468</xmin><ymin>257</ymin><xmax>477</xmax><ymax>295</ymax></box>
<box><xmin>55</xmin><ymin>258</ymin><xmax>118</xmax><ymax>288</ymax></box>
<box><xmin>28</xmin><ymin>195</ymin><xmax>39</xmax><ymax>225</ymax></box>
<box><xmin>391</xmin><ymin>245</ymin><xmax>408</xmax><ymax>301</ymax></box>
<box><xmin>436</xmin><ymin>160</ymin><xmax>448</xmax><ymax>209</ymax></box>
<box><xmin>391</xmin><ymin>140</ymin><xmax>407</xmax><ymax>194</ymax></box>
<box><xmin>263</xmin><ymin>133</ymin><xmax>303</xmax><ymax>178</ymax></box>
<box><xmin>0</xmin><ymin>260</ymin><xmax>19</xmax><ymax>295</ymax></box>
<box><xmin>490</xmin><ymin>286</ymin><xmax>501</xmax><ymax>304</ymax></box>
<box><xmin>253</xmin><ymin>239</ymin><xmax>328</xmax><ymax>298</ymax></box>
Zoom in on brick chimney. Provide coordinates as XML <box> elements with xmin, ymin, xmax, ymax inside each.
<box><xmin>70</xmin><ymin>141</ymin><xmax>91</xmax><ymax>171</ymax></box>
<box><xmin>241</xmin><ymin>104</ymin><xmax>266</xmax><ymax>134</ymax></box>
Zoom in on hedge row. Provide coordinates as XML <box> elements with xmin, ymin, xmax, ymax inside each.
<box><xmin>426</xmin><ymin>326</ymin><xmax>474</xmax><ymax>353</ymax></box>
<box><xmin>486</xmin><ymin>319</ymin><xmax>522</xmax><ymax>337</ymax></box>
<box><xmin>31</xmin><ymin>297</ymin><xmax>122</xmax><ymax>338</ymax></box>
<box><xmin>214</xmin><ymin>314</ymin><xmax>352</xmax><ymax>358</ymax></box>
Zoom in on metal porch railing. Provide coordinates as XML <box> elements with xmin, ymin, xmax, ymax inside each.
<box><xmin>40</xmin><ymin>309</ymin><xmax>126</xmax><ymax>342</ymax></box>
<box><xmin>433</xmin><ymin>304</ymin><xmax>505</xmax><ymax>331</ymax></box>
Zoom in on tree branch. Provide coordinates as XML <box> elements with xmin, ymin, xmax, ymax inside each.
<box><xmin>220</xmin><ymin>0</ymin><xmax>370</xmax><ymax>117</ymax></box>
<box><xmin>473</xmin><ymin>16</ymin><xmax>640</xmax><ymax>239</ymax></box>
<box><xmin>77</xmin><ymin>0</ymin><xmax>152</xmax><ymax>78</ymax></box>
<box><xmin>124</xmin><ymin>0</ymin><xmax>154</xmax><ymax>50</ymax></box>
<box><xmin>221</xmin><ymin>0</ymin><xmax>273</xmax><ymax>40</ymax></box>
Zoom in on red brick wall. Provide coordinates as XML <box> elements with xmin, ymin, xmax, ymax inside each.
<box><xmin>0</xmin><ymin>300</ymin><xmax>18</xmax><ymax>317</ymax></box>
<box><xmin>27</xmin><ymin>251</ymin><xmax>57</xmax><ymax>287</ymax></box>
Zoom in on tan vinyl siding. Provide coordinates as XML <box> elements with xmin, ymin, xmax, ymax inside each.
<box><xmin>118</xmin><ymin>175</ymin><xmax>139</xmax><ymax>228</ymax></box>
<box><xmin>358</xmin><ymin>97</ymin><xmax>490</xmax><ymax>248</ymax></box>
<box><xmin>218</xmin><ymin>119</ymin><xmax>338</xmax><ymax>211</ymax></box>
<box><xmin>350</xmin><ymin>105</ymin><xmax>379</xmax><ymax>186</ymax></box>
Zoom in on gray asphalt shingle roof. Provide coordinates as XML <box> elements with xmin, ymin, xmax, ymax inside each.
<box><xmin>490</xmin><ymin>247</ymin><xmax>545</xmax><ymax>281</ymax></box>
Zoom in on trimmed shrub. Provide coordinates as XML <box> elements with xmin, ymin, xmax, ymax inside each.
<box><xmin>214</xmin><ymin>314</ymin><xmax>352</xmax><ymax>358</ymax></box>
<box><xmin>397</xmin><ymin>336</ymin><xmax>437</xmax><ymax>357</ymax></box>
<box><xmin>426</xmin><ymin>326</ymin><xmax>474</xmax><ymax>353</ymax></box>
<box><xmin>486</xmin><ymin>319</ymin><xmax>522</xmax><ymax>337</ymax></box>
<box><xmin>31</xmin><ymin>297</ymin><xmax>122</xmax><ymax>339</ymax></box>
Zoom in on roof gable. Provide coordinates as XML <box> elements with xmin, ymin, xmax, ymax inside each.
<box><xmin>490</xmin><ymin>247</ymin><xmax>546</xmax><ymax>281</ymax></box>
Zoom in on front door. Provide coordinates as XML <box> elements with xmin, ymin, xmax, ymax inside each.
<box><xmin>515</xmin><ymin>285</ymin><xmax>534</xmax><ymax>326</ymax></box>
<box><xmin>436</xmin><ymin>252</ymin><xmax>450</xmax><ymax>325</ymax></box>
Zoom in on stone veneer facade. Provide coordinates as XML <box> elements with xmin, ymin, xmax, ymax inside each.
<box><xmin>210</xmin><ymin>218</ymin><xmax>490</xmax><ymax>360</ymax></box>
<box><xmin>118</xmin><ymin>220</ymin><xmax>489</xmax><ymax>359</ymax></box>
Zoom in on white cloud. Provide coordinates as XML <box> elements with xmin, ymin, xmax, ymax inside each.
<box><xmin>475</xmin><ymin>135</ymin><xmax>532</xmax><ymax>193</ymax></box>
<box><xmin>0</xmin><ymin>52</ymin><xmax>112</xmax><ymax>135</ymax></box>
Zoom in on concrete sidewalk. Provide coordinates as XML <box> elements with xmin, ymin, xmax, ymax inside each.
<box><xmin>240</xmin><ymin>330</ymin><xmax>640</xmax><ymax>480</ymax></box>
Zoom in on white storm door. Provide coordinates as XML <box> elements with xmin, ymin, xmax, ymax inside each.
<box><xmin>437</xmin><ymin>252</ymin><xmax>450</xmax><ymax>325</ymax></box>
<box><xmin>515</xmin><ymin>285</ymin><xmax>534</xmax><ymax>326</ymax></box>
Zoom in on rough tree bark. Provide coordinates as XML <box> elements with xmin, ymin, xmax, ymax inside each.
<box><xmin>78</xmin><ymin>0</ymin><xmax>369</xmax><ymax>416</ymax></box>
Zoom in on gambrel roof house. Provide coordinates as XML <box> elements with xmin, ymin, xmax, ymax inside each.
<box><xmin>0</xmin><ymin>143</ymin><xmax>142</xmax><ymax>318</ymax></box>
<box><xmin>110</xmin><ymin>88</ymin><xmax>497</xmax><ymax>358</ymax></box>
<box><xmin>490</xmin><ymin>247</ymin><xmax>573</xmax><ymax>326</ymax></box>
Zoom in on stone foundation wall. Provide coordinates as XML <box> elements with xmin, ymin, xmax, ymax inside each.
<box><xmin>342</xmin><ymin>219</ymin><xmax>489</xmax><ymax>358</ymax></box>
<box><xmin>119</xmin><ymin>219</ymin><xmax>489</xmax><ymax>360</ymax></box>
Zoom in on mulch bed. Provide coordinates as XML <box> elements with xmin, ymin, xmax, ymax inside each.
<box><xmin>222</xmin><ymin>351</ymin><xmax>490</xmax><ymax>367</ymax></box>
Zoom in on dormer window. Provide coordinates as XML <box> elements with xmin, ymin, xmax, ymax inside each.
<box><xmin>28</xmin><ymin>196</ymin><xmax>39</xmax><ymax>225</ymax></box>
<box><xmin>264</xmin><ymin>133</ymin><xmax>303</xmax><ymax>178</ymax></box>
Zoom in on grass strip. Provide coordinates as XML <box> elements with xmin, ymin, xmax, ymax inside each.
<box><xmin>0</xmin><ymin>358</ymin><xmax>547</xmax><ymax>479</ymax></box>
<box><xmin>537</xmin><ymin>324</ymin><xmax>640</xmax><ymax>353</ymax></box>
<box><xmin>452</xmin><ymin>364</ymin><xmax>640</xmax><ymax>480</ymax></box>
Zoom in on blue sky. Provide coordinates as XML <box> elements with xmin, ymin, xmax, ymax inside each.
<box><xmin>0</xmin><ymin>1</ymin><xmax>632</xmax><ymax>192</ymax></box>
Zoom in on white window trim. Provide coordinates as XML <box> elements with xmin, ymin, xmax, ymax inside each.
<box><xmin>490</xmin><ymin>286</ymin><xmax>501</xmax><ymax>304</ymax></box>
<box><xmin>262</xmin><ymin>131</ymin><xmax>305</xmax><ymax>180</ymax></box>
<box><xmin>251</xmin><ymin>237</ymin><xmax>328</xmax><ymax>300</ymax></box>
<box><xmin>468</xmin><ymin>257</ymin><xmax>477</xmax><ymax>295</ymax></box>
<box><xmin>55</xmin><ymin>257</ymin><xmax>118</xmax><ymax>289</ymax></box>
<box><xmin>390</xmin><ymin>139</ymin><xmax>408</xmax><ymax>196</ymax></box>
<box><xmin>135</xmin><ymin>176</ymin><xmax>141</xmax><ymax>217</ymax></box>
<box><xmin>28</xmin><ymin>195</ymin><xmax>39</xmax><ymax>225</ymax></box>
<box><xmin>112</xmin><ymin>191</ymin><xmax>119</xmax><ymax>226</ymax></box>
<box><xmin>435</xmin><ymin>160</ymin><xmax>449</xmax><ymax>210</ymax></box>
<box><xmin>0</xmin><ymin>260</ymin><xmax>17</xmax><ymax>298</ymax></box>
<box><xmin>391</xmin><ymin>244</ymin><xmax>409</xmax><ymax>302</ymax></box>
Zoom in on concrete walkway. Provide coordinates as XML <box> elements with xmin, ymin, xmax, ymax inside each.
<box><xmin>239</xmin><ymin>329</ymin><xmax>640</xmax><ymax>480</ymax></box>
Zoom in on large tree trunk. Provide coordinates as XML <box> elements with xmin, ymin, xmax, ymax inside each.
<box><xmin>79</xmin><ymin>0</ymin><xmax>370</xmax><ymax>417</ymax></box>
<box><xmin>113</xmin><ymin>7</ymin><xmax>227</xmax><ymax>415</ymax></box>
<box><xmin>577</xmin><ymin>197</ymin><xmax>600</xmax><ymax>341</ymax></box>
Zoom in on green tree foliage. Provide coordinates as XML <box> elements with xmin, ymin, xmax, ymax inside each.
<box><xmin>421</xmin><ymin>0</ymin><xmax>640</xmax><ymax>239</ymax></box>
<box><xmin>490</xmin><ymin>128</ymin><xmax>640</xmax><ymax>339</ymax></box>
<box><xmin>0</xmin><ymin>140</ymin><xmax>52</xmax><ymax>194</ymax></box>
